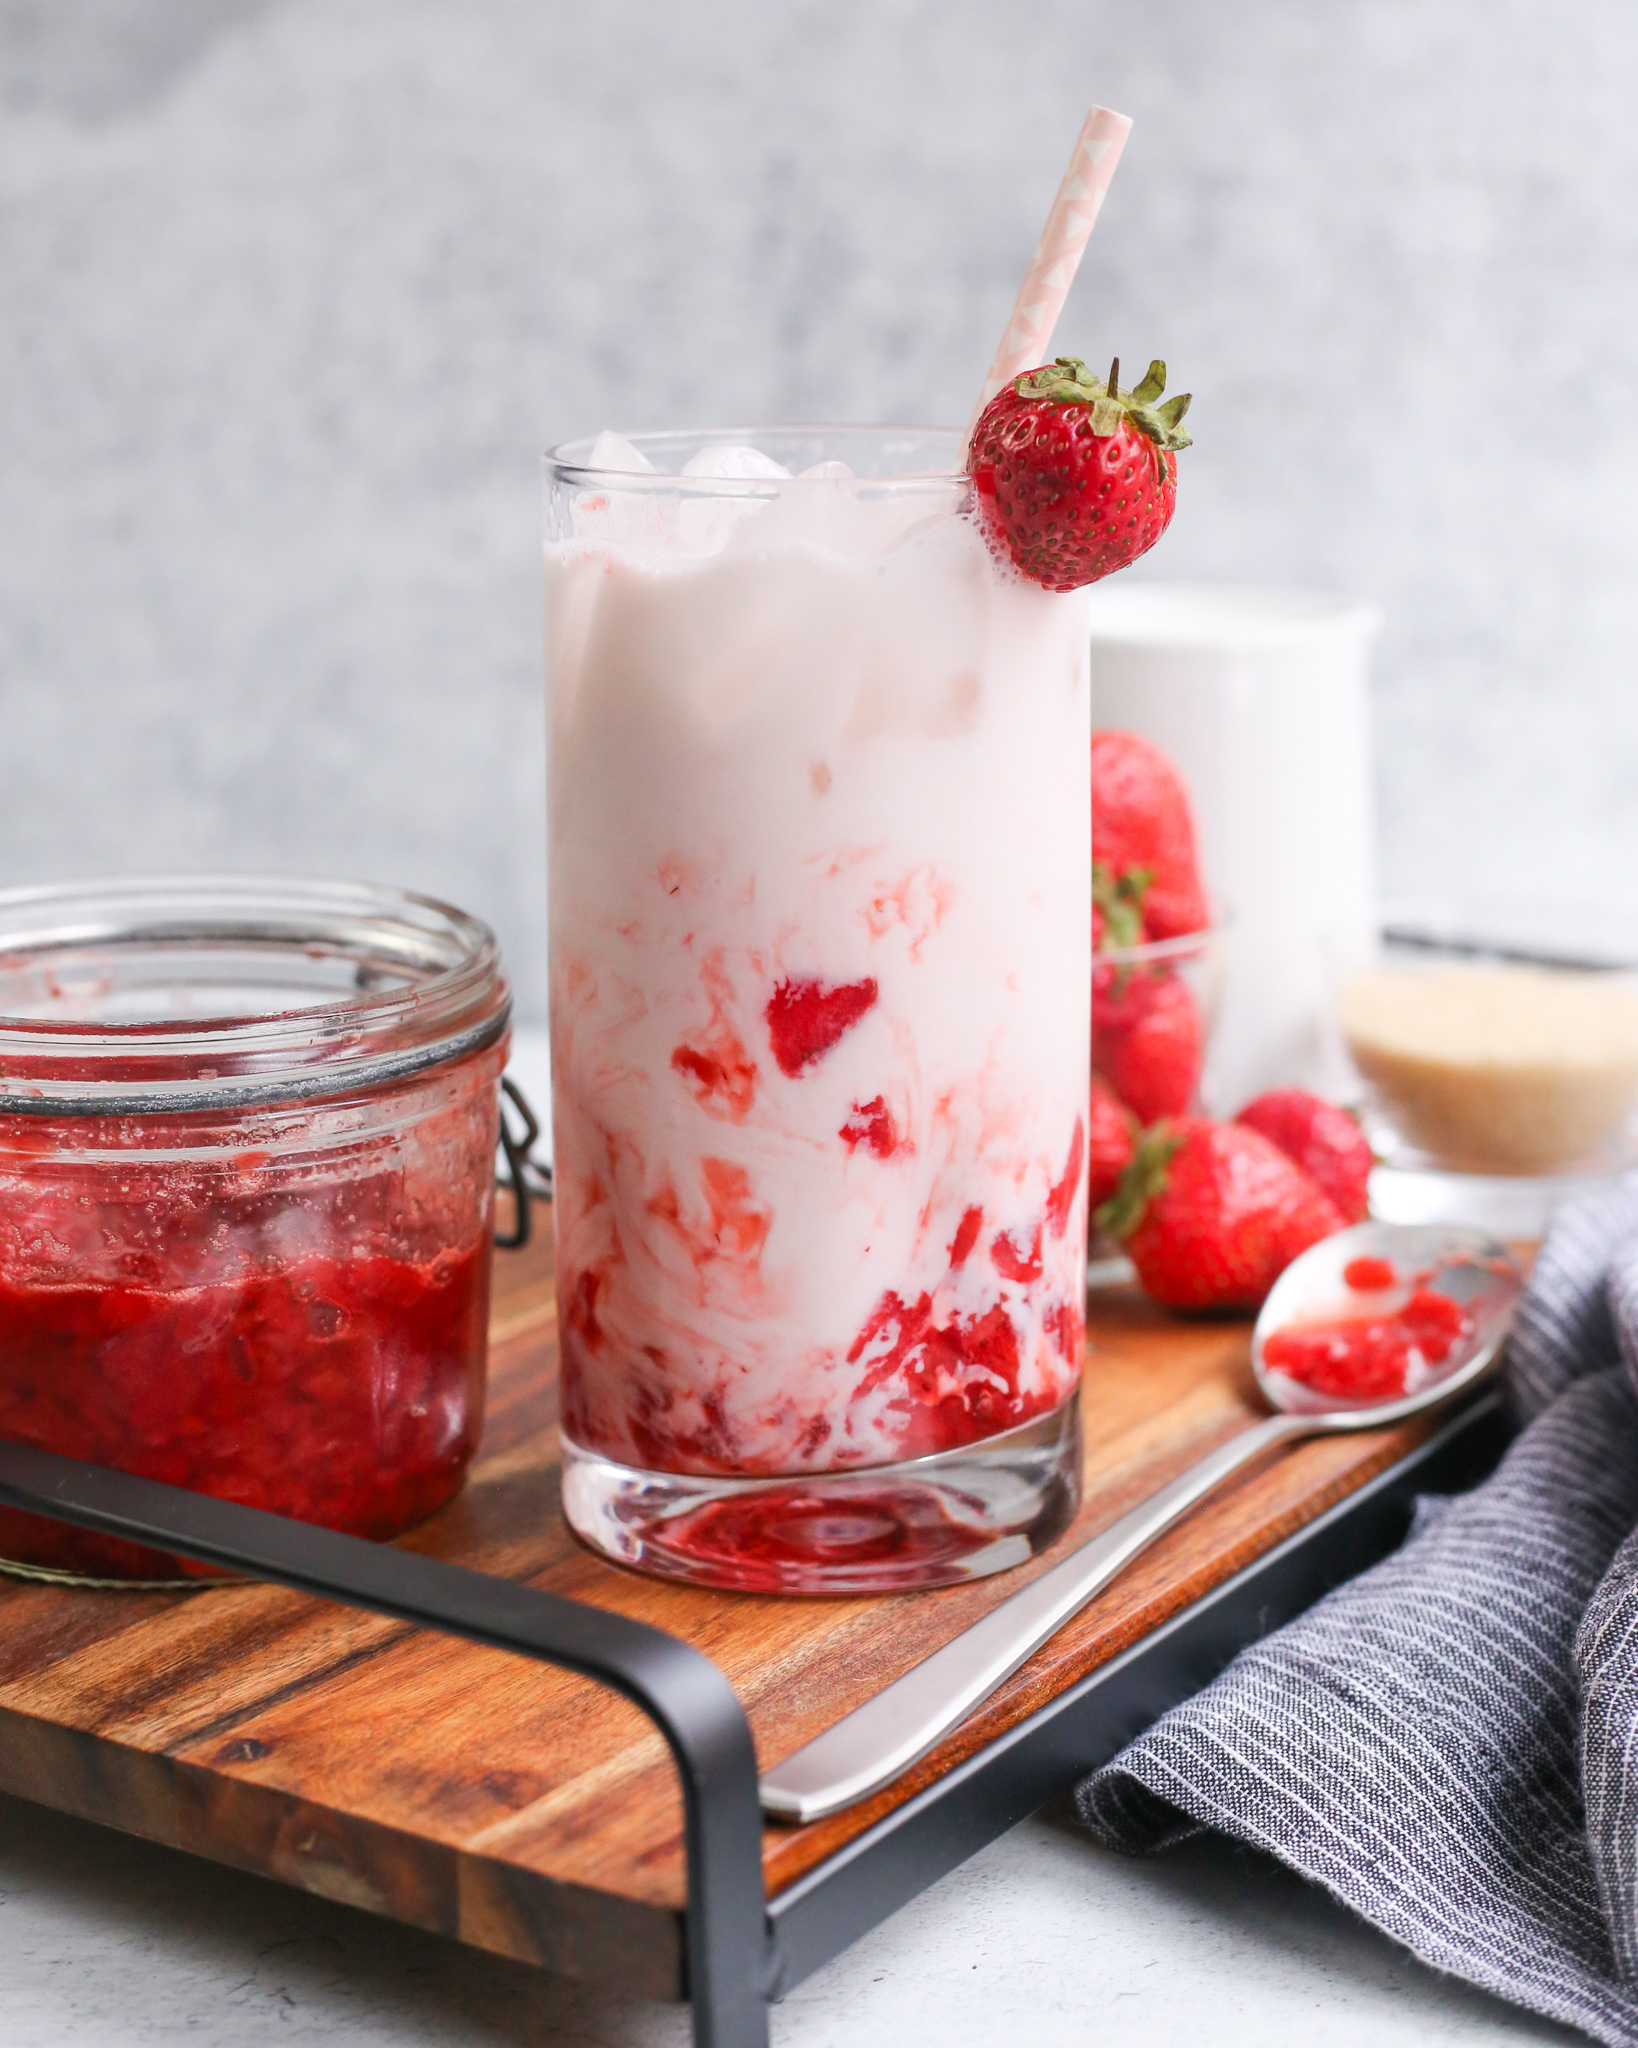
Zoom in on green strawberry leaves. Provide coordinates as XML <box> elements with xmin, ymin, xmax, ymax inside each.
<box><xmin>1133</xmin><ymin>361</ymin><xmax>1167</xmax><ymax>403</ymax></box>
<box><xmin>1095</xmin><ymin>1120</ymin><xmax>1182</xmax><ymax>1240</ymax></box>
<box><xmin>1094</xmin><ymin>860</ymin><xmax>1151</xmax><ymax>953</ymax></box>
<box><xmin>1012</xmin><ymin>355</ymin><xmax>1193</xmax><ymax>453</ymax></box>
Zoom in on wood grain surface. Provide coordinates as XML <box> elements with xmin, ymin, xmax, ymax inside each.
<box><xmin>0</xmin><ymin>1217</ymin><xmax>1437</xmax><ymax>1999</ymax></box>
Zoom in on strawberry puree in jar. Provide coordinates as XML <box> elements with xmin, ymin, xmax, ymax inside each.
<box><xmin>0</xmin><ymin>877</ymin><xmax>510</xmax><ymax>1582</ymax></box>
<box><xmin>545</xmin><ymin>427</ymin><xmax>1090</xmax><ymax>1592</ymax></box>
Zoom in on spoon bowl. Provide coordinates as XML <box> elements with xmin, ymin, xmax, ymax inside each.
<box><xmin>1252</xmin><ymin>1220</ymin><xmax>1526</xmax><ymax>1426</ymax></box>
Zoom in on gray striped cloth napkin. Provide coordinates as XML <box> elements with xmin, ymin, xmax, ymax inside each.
<box><xmin>1076</xmin><ymin>1179</ymin><xmax>1638</xmax><ymax>2045</ymax></box>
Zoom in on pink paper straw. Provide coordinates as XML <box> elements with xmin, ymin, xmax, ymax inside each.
<box><xmin>965</xmin><ymin>105</ymin><xmax>1134</xmax><ymax>446</ymax></box>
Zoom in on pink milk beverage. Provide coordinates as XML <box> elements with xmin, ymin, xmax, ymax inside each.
<box><xmin>545</xmin><ymin>426</ymin><xmax>1090</xmax><ymax>1592</ymax></box>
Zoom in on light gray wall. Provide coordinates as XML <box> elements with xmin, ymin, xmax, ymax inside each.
<box><xmin>2</xmin><ymin>0</ymin><xmax>1635</xmax><ymax>1015</ymax></box>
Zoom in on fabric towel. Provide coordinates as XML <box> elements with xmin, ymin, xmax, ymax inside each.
<box><xmin>1077</xmin><ymin>1180</ymin><xmax>1638</xmax><ymax>2045</ymax></box>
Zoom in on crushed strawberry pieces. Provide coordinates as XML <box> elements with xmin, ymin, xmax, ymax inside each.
<box><xmin>839</xmin><ymin>1095</ymin><xmax>901</xmax><ymax>1158</ymax></box>
<box><xmin>765</xmin><ymin>975</ymin><xmax>877</xmax><ymax>1076</ymax></box>
<box><xmin>0</xmin><ymin>1240</ymin><xmax>489</xmax><ymax>1579</ymax></box>
<box><xmin>1262</xmin><ymin>1284</ymin><xmax>1474</xmax><ymax>1402</ymax></box>
<box><xmin>637</xmin><ymin>1484</ymin><xmax>996</xmax><ymax>1593</ymax></box>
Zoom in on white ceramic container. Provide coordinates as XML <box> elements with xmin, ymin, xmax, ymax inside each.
<box><xmin>1087</xmin><ymin>584</ymin><xmax>1380</xmax><ymax>1111</ymax></box>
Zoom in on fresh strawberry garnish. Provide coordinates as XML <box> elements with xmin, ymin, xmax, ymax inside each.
<box><xmin>968</xmin><ymin>356</ymin><xmax>1191</xmax><ymax>594</ymax></box>
<box><xmin>1090</xmin><ymin>730</ymin><xmax>1208</xmax><ymax>941</ymax></box>
<box><xmin>1097</xmin><ymin>1117</ymin><xmax>1344</xmax><ymax>1313</ymax></box>
<box><xmin>1235</xmin><ymin>1089</ymin><xmax>1373</xmax><ymax>1226</ymax></box>
<box><xmin>1092</xmin><ymin>963</ymin><xmax>1202</xmax><ymax>1124</ymax></box>
<box><xmin>1086</xmin><ymin>1078</ymin><xmax>1138</xmax><ymax>1210</ymax></box>
<box><xmin>766</xmin><ymin>977</ymin><xmax>877</xmax><ymax>1077</ymax></box>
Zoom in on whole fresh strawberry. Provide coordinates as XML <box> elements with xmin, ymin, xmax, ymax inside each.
<box><xmin>1235</xmin><ymin>1089</ymin><xmax>1373</xmax><ymax>1225</ymax></box>
<box><xmin>1098</xmin><ymin>1117</ymin><xmax>1344</xmax><ymax>1313</ymax></box>
<box><xmin>1086</xmin><ymin>1077</ymin><xmax>1139</xmax><ymax>1210</ymax></box>
<box><xmin>968</xmin><ymin>357</ymin><xmax>1191</xmax><ymax>593</ymax></box>
<box><xmin>1092</xmin><ymin>963</ymin><xmax>1202</xmax><ymax>1124</ymax></box>
<box><xmin>1090</xmin><ymin>730</ymin><xmax>1208</xmax><ymax>941</ymax></box>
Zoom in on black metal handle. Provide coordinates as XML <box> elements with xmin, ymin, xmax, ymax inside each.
<box><xmin>0</xmin><ymin>1441</ymin><xmax>772</xmax><ymax>2048</ymax></box>
<box><xmin>495</xmin><ymin>1074</ymin><xmax>551</xmax><ymax>1250</ymax></box>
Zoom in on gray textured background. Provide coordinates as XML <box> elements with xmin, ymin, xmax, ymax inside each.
<box><xmin>1</xmin><ymin>0</ymin><xmax>1634</xmax><ymax>1017</ymax></box>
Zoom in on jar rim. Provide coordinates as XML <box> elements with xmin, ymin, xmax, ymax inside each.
<box><xmin>0</xmin><ymin>873</ymin><xmax>511</xmax><ymax>1116</ymax></box>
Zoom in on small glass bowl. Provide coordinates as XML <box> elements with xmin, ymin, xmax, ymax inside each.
<box><xmin>1091</xmin><ymin>919</ymin><xmax>1233</xmax><ymax>1125</ymax></box>
<box><xmin>1330</xmin><ymin>904</ymin><xmax>1638</xmax><ymax>1233</ymax></box>
<box><xmin>1088</xmin><ymin>919</ymin><xmax>1231</xmax><ymax>1279</ymax></box>
<box><xmin>0</xmin><ymin>874</ymin><xmax>511</xmax><ymax>1583</ymax></box>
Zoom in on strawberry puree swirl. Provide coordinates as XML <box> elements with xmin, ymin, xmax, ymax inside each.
<box><xmin>546</xmin><ymin>483</ymin><xmax>1091</xmax><ymax>1478</ymax></box>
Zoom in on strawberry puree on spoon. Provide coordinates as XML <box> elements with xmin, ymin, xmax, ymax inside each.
<box><xmin>1260</xmin><ymin>1256</ymin><xmax>1475</xmax><ymax>1402</ymax></box>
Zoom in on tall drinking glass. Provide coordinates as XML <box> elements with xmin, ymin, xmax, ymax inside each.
<box><xmin>544</xmin><ymin>427</ymin><xmax>1090</xmax><ymax>1593</ymax></box>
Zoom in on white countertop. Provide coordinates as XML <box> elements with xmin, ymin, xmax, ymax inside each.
<box><xmin>0</xmin><ymin>1036</ymin><xmax>1575</xmax><ymax>2044</ymax></box>
<box><xmin>0</xmin><ymin>1790</ymin><xmax>1578</xmax><ymax>2046</ymax></box>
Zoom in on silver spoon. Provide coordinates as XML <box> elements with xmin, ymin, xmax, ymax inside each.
<box><xmin>759</xmin><ymin>1220</ymin><xmax>1523</xmax><ymax>1825</ymax></box>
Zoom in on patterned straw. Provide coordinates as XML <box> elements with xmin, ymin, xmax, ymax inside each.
<box><xmin>965</xmin><ymin>105</ymin><xmax>1134</xmax><ymax>446</ymax></box>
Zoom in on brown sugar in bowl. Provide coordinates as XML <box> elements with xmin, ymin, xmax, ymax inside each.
<box><xmin>1340</xmin><ymin>961</ymin><xmax>1638</xmax><ymax>1175</ymax></box>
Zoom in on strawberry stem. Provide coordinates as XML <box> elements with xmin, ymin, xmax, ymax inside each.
<box><xmin>1005</xmin><ymin>356</ymin><xmax>1193</xmax><ymax>452</ymax></box>
<box><xmin>1095</xmin><ymin>1121</ymin><xmax>1182</xmax><ymax>1240</ymax></box>
<box><xmin>1093</xmin><ymin>861</ymin><xmax>1151</xmax><ymax>952</ymax></box>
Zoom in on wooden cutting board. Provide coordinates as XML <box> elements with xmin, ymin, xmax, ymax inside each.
<box><xmin>0</xmin><ymin>1218</ymin><xmax>1438</xmax><ymax>2001</ymax></box>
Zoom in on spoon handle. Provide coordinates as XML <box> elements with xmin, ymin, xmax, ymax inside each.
<box><xmin>759</xmin><ymin>1410</ymin><xmax>1310</xmax><ymax>1824</ymax></box>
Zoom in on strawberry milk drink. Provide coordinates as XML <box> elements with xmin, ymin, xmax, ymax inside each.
<box><xmin>543</xmin><ymin>104</ymin><xmax>1179</xmax><ymax>1591</ymax></box>
<box><xmin>545</xmin><ymin>428</ymin><xmax>1092</xmax><ymax>1591</ymax></box>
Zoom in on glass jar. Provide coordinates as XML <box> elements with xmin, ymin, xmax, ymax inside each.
<box><xmin>0</xmin><ymin>875</ymin><xmax>511</xmax><ymax>1582</ymax></box>
<box><xmin>545</xmin><ymin>427</ymin><xmax>1090</xmax><ymax>1594</ymax></box>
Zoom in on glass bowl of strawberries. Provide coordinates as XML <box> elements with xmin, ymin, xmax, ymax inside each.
<box><xmin>1088</xmin><ymin>724</ymin><xmax>1230</xmax><ymax>1102</ymax></box>
<box><xmin>1092</xmin><ymin>923</ymin><xmax>1232</xmax><ymax>1126</ymax></box>
<box><xmin>1088</xmin><ymin>922</ymin><xmax>1232</xmax><ymax>1279</ymax></box>
<box><xmin>1084</xmin><ymin>735</ymin><xmax>1375</xmax><ymax>1308</ymax></box>
<box><xmin>1087</xmin><ymin>728</ymin><xmax>1234</xmax><ymax>1272</ymax></box>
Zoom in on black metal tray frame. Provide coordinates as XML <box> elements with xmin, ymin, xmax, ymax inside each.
<box><xmin>0</xmin><ymin>1394</ymin><xmax>1511</xmax><ymax>2048</ymax></box>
